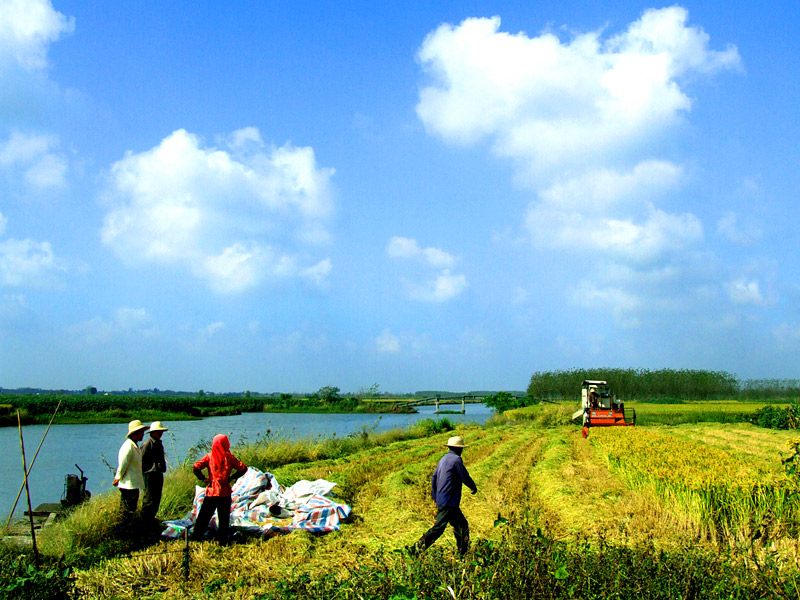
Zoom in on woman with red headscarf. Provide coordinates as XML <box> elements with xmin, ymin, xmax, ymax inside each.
<box><xmin>191</xmin><ymin>434</ymin><xmax>247</xmax><ymax>542</ymax></box>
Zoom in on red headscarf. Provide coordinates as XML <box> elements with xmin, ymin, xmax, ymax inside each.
<box><xmin>209</xmin><ymin>434</ymin><xmax>233</xmax><ymax>476</ymax></box>
<box><xmin>194</xmin><ymin>434</ymin><xmax>247</xmax><ymax>497</ymax></box>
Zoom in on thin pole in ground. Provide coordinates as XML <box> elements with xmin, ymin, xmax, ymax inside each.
<box><xmin>5</xmin><ymin>398</ymin><xmax>63</xmax><ymax>530</ymax></box>
<box><xmin>17</xmin><ymin>411</ymin><xmax>39</xmax><ymax>565</ymax></box>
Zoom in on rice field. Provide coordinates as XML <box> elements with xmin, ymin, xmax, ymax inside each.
<box><xmin>30</xmin><ymin>412</ymin><xmax>800</xmax><ymax>598</ymax></box>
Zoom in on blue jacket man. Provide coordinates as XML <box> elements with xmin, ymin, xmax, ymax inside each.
<box><xmin>407</xmin><ymin>435</ymin><xmax>477</xmax><ymax>557</ymax></box>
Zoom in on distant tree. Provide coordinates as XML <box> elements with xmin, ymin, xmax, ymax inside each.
<box><xmin>198</xmin><ymin>389</ymin><xmax>205</xmax><ymax>397</ymax></box>
<box><xmin>483</xmin><ymin>391</ymin><xmax>526</xmax><ymax>413</ymax></box>
<box><xmin>317</xmin><ymin>386</ymin><xmax>341</xmax><ymax>402</ymax></box>
<box><xmin>86</xmin><ymin>386</ymin><xmax>97</xmax><ymax>395</ymax></box>
<box><xmin>356</xmin><ymin>383</ymin><xmax>381</xmax><ymax>400</ymax></box>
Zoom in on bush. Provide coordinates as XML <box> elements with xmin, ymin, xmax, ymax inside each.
<box><xmin>0</xmin><ymin>550</ymin><xmax>73</xmax><ymax>600</ymax></box>
<box><xmin>753</xmin><ymin>400</ymin><xmax>800</xmax><ymax>429</ymax></box>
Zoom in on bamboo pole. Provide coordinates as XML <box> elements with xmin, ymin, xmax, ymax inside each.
<box><xmin>5</xmin><ymin>398</ymin><xmax>62</xmax><ymax>530</ymax></box>
<box><xmin>17</xmin><ymin>411</ymin><xmax>39</xmax><ymax>565</ymax></box>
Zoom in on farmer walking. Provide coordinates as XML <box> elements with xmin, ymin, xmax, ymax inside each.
<box><xmin>112</xmin><ymin>420</ymin><xmax>148</xmax><ymax>534</ymax></box>
<box><xmin>141</xmin><ymin>421</ymin><xmax>169</xmax><ymax>526</ymax></box>
<box><xmin>407</xmin><ymin>435</ymin><xmax>477</xmax><ymax>557</ymax></box>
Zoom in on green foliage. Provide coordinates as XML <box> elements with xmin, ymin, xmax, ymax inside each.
<box><xmin>0</xmin><ymin>550</ymin><xmax>73</xmax><ymax>600</ymax></box>
<box><xmin>317</xmin><ymin>386</ymin><xmax>342</xmax><ymax>402</ymax></box>
<box><xmin>255</xmin><ymin>524</ymin><xmax>796</xmax><ymax>599</ymax></box>
<box><xmin>752</xmin><ymin>400</ymin><xmax>800</xmax><ymax>430</ymax></box>
<box><xmin>527</xmin><ymin>368</ymin><xmax>739</xmax><ymax>401</ymax></box>
<box><xmin>483</xmin><ymin>391</ymin><xmax>527</xmax><ymax>413</ymax></box>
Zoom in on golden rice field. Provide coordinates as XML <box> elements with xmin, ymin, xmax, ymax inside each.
<box><xmin>54</xmin><ymin>411</ymin><xmax>800</xmax><ymax>599</ymax></box>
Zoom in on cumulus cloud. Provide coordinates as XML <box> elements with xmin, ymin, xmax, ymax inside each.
<box><xmin>417</xmin><ymin>7</ymin><xmax>739</xmax><ymax>179</ymax></box>
<box><xmin>0</xmin><ymin>237</ymin><xmax>66</xmax><ymax>288</ymax></box>
<box><xmin>100</xmin><ymin>128</ymin><xmax>336</xmax><ymax>293</ymax></box>
<box><xmin>0</xmin><ymin>130</ymin><xmax>67</xmax><ymax>188</ymax></box>
<box><xmin>0</xmin><ymin>0</ymin><xmax>74</xmax><ymax>70</ymax></box>
<box><xmin>416</xmin><ymin>7</ymin><xmax>741</xmax><ymax>323</ymax></box>
<box><xmin>387</xmin><ymin>236</ymin><xmax>455</xmax><ymax>268</ymax></box>
<box><xmin>0</xmin><ymin>0</ymin><xmax>74</xmax><ymax>128</ymax></box>
<box><xmin>387</xmin><ymin>236</ymin><xmax>467</xmax><ymax>302</ymax></box>
<box><xmin>726</xmin><ymin>278</ymin><xmax>768</xmax><ymax>306</ymax></box>
<box><xmin>408</xmin><ymin>270</ymin><xmax>469</xmax><ymax>303</ymax></box>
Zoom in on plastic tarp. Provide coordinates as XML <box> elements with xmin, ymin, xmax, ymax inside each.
<box><xmin>161</xmin><ymin>467</ymin><xmax>351</xmax><ymax>539</ymax></box>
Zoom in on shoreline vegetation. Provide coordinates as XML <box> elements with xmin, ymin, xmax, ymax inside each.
<box><xmin>3</xmin><ymin>405</ymin><xmax>800</xmax><ymax>599</ymax></box>
<box><xmin>0</xmin><ymin>394</ymin><xmax>421</xmax><ymax>427</ymax></box>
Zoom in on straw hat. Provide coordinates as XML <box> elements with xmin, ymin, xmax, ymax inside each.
<box><xmin>148</xmin><ymin>421</ymin><xmax>169</xmax><ymax>432</ymax></box>
<box><xmin>445</xmin><ymin>435</ymin><xmax>466</xmax><ymax>448</ymax></box>
<box><xmin>126</xmin><ymin>420</ymin><xmax>148</xmax><ymax>438</ymax></box>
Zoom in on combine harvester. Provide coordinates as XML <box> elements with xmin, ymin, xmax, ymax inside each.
<box><xmin>572</xmin><ymin>380</ymin><xmax>635</xmax><ymax>437</ymax></box>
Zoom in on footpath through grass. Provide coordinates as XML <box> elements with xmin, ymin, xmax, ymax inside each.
<box><xmin>3</xmin><ymin>412</ymin><xmax>800</xmax><ymax>599</ymax></box>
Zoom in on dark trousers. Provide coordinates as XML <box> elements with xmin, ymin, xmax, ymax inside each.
<box><xmin>420</xmin><ymin>505</ymin><xmax>470</xmax><ymax>556</ymax></box>
<box><xmin>118</xmin><ymin>487</ymin><xmax>139</xmax><ymax>518</ymax></box>
<box><xmin>117</xmin><ymin>488</ymin><xmax>139</xmax><ymax>537</ymax></box>
<box><xmin>142</xmin><ymin>472</ymin><xmax>163</xmax><ymax>522</ymax></box>
<box><xmin>192</xmin><ymin>495</ymin><xmax>232</xmax><ymax>541</ymax></box>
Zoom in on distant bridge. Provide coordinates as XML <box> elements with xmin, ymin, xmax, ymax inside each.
<box><xmin>398</xmin><ymin>394</ymin><xmax>527</xmax><ymax>414</ymax></box>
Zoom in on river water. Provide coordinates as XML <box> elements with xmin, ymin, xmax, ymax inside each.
<box><xmin>0</xmin><ymin>404</ymin><xmax>491</xmax><ymax>522</ymax></box>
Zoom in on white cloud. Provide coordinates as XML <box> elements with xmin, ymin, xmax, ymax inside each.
<box><xmin>388</xmin><ymin>236</ymin><xmax>467</xmax><ymax>302</ymax></box>
<box><xmin>0</xmin><ymin>130</ymin><xmax>67</xmax><ymax>188</ymax></box>
<box><xmin>716</xmin><ymin>211</ymin><xmax>761</xmax><ymax>246</ymax></box>
<box><xmin>416</xmin><ymin>7</ymin><xmax>740</xmax><ymax>180</ymax></box>
<box><xmin>375</xmin><ymin>329</ymin><xmax>400</xmax><ymax>354</ymax></box>
<box><xmin>726</xmin><ymin>279</ymin><xmax>765</xmax><ymax>306</ymax></box>
<box><xmin>226</xmin><ymin>127</ymin><xmax>264</xmax><ymax>151</ymax></box>
<box><xmin>417</xmin><ymin>7</ymin><xmax>740</xmax><ymax>324</ymax></box>
<box><xmin>302</xmin><ymin>258</ymin><xmax>332</xmax><ymax>286</ymax></box>
<box><xmin>0</xmin><ymin>0</ymin><xmax>74</xmax><ymax>70</ymax></box>
<box><xmin>0</xmin><ymin>237</ymin><xmax>65</xmax><ymax>288</ymax></box>
<box><xmin>100</xmin><ymin>128</ymin><xmax>335</xmax><ymax>293</ymax></box>
<box><xmin>387</xmin><ymin>236</ymin><xmax>455</xmax><ymax>268</ymax></box>
<box><xmin>409</xmin><ymin>269</ymin><xmax>469</xmax><ymax>303</ymax></box>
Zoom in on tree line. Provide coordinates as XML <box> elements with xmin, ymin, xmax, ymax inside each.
<box><xmin>524</xmin><ymin>368</ymin><xmax>786</xmax><ymax>401</ymax></box>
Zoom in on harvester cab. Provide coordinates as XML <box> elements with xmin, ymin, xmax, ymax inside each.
<box><xmin>572</xmin><ymin>380</ymin><xmax>635</xmax><ymax>433</ymax></box>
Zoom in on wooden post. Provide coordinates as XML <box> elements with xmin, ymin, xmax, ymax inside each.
<box><xmin>17</xmin><ymin>411</ymin><xmax>39</xmax><ymax>565</ymax></box>
<box><xmin>461</xmin><ymin>396</ymin><xmax>465</xmax><ymax>414</ymax></box>
<box><xmin>183</xmin><ymin>527</ymin><xmax>190</xmax><ymax>580</ymax></box>
<box><xmin>435</xmin><ymin>398</ymin><xmax>439</xmax><ymax>414</ymax></box>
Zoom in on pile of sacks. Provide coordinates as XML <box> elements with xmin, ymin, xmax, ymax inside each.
<box><xmin>162</xmin><ymin>467</ymin><xmax>351</xmax><ymax>539</ymax></box>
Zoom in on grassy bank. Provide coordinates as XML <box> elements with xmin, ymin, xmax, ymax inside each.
<box><xmin>3</xmin><ymin>409</ymin><xmax>800</xmax><ymax>599</ymax></box>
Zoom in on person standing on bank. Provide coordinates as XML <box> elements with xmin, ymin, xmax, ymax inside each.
<box><xmin>191</xmin><ymin>434</ymin><xmax>247</xmax><ymax>542</ymax></box>
<box><xmin>112</xmin><ymin>420</ymin><xmax>148</xmax><ymax>530</ymax></box>
<box><xmin>407</xmin><ymin>435</ymin><xmax>477</xmax><ymax>557</ymax></box>
<box><xmin>141</xmin><ymin>421</ymin><xmax>169</xmax><ymax>525</ymax></box>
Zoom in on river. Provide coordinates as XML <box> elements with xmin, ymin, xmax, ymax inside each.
<box><xmin>0</xmin><ymin>404</ymin><xmax>491</xmax><ymax>522</ymax></box>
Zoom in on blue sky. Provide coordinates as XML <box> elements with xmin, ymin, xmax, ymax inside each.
<box><xmin>1</xmin><ymin>0</ymin><xmax>798</xmax><ymax>393</ymax></box>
